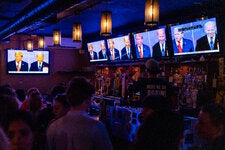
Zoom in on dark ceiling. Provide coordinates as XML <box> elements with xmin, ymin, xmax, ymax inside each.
<box><xmin>0</xmin><ymin>0</ymin><xmax>223</xmax><ymax>41</ymax></box>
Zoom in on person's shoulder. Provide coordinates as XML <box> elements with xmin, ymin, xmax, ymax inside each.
<box><xmin>184</xmin><ymin>38</ymin><xmax>193</xmax><ymax>42</ymax></box>
<box><xmin>197</xmin><ymin>35</ymin><xmax>207</xmax><ymax>41</ymax></box>
<box><xmin>7</xmin><ymin>60</ymin><xmax>14</xmax><ymax>64</ymax></box>
<box><xmin>22</xmin><ymin>60</ymin><xmax>28</xmax><ymax>64</ymax></box>
<box><xmin>31</xmin><ymin>61</ymin><xmax>37</xmax><ymax>64</ymax></box>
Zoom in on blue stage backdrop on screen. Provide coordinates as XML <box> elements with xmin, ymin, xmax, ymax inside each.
<box><xmin>170</xmin><ymin>17</ymin><xmax>220</xmax><ymax>56</ymax></box>
<box><xmin>6</xmin><ymin>49</ymin><xmax>50</xmax><ymax>75</ymax></box>
<box><xmin>106</xmin><ymin>34</ymin><xmax>134</xmax><ymax>63</ymax></box>
<box><xmin>132</xmin><ymin>27</ymin><xmax>170</xmax><ymax>60</ymax></box>
<box><xmin>86</xmin><ymin>39</ymin><xmax>108</xmax><ymax>63</ymax></box>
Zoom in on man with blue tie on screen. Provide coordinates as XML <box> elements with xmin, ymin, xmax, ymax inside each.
<box><xmin>121</xmin><ymin>35</ymin><xmax>133</xmax><ymax>60</ymax></box>
<box><xmin>108</xmin><ymin>39</ymin><xmax>120</xmax><ymax>60</ymax></box>
<box><xmin>196</xmin><ymin>20</ymin><xmax>218</xmax><ymax>51</ymax></box>
<box><xmin>30</xmin><ymin>52</ymin><xmax>49</xmax><ymax>71</ymax></box>
<box><xmin>7</xmin><ymin>51</ymin><xmax>28</xmax><ymax>72</ymax></box>
<box><xmin>152</xmin><ymin>28</ymin><xmax>168</xmax><ymax>58</ymax></box>
<box><xmin>98</xmin><ymin>42</ymin><xmax>108</xmax><ymax>59</ymax></box>
<box><xmin>172</xmin><ymin>27</ymin><xmax>194</xmax><ymax>54</ymax></box>
<box><xmin>135</xmin><ymin>33</ymin><xmax>151</xmax><ymax>59</ymax></box>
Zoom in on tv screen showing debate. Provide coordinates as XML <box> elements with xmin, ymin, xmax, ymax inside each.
<box><xmin>170</xmin><ymin>17</ymin><xmax>219</xmax><ymax>56</ymax></box>
<box><xmin>6</xmin><ymin>49</ymin><xmax>50</xmax><ymax>74</ymax></box>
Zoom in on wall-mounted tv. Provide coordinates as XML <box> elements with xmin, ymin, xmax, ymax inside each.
<box><xmin>106</xmin><ymin>34</ymin><xmax>134</xmax><ymax>63</ymax></box>
<box><xmin>6</xmin><ymin>49</ymin><xmax>50</xmax><ymax>74</ymax></box>
<box><xmin>170</xmin><ymin>17</ymin><xmax>220</xmax><ymax>56</ymax></box>
<box><xmin>86</xmin><ymin>39</ymin><xmax>108</xmax><ymax>63</ymax></box>
<box><xmin>132</xmin><ymin>27</ymin><xmax>170</xmax><ymax>60</ymax></box>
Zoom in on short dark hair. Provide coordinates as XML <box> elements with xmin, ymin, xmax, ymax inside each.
<box><xmin>145</xmin><ymin>59</ymin><xmax>160</xmax><ymax>74</ymax></box>
<box><xmin>54</xmin><ymin>93</ymin><xmax>70</xmax><ymax>109</ymax></box>
<box><xmin>134</xmin><ymin>111</ymin><xmax>184</xmax><ymax>150</ymax></box>
<box><xmin>4</xmin><ymin>110</ymin><xmax>35</xmax><ymax>132</ymax></box>
<box><xmin>201</xmin><ymin>103</ymin><xmax>225</xmax><ymax>127</ymax></box>
<box><xmin>66</xmin><ymin>76</ymin><xmax>95</xmax><ymax>106</ymax></box>
<box><xmin>142</xmin><ymin>95</ymin><xmax>171</xmax><ymax>111</ymax></box>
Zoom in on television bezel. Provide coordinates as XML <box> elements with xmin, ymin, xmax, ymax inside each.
<box><xmin>105</xmin><ymin>33</ymin><xmax>135</xmax><ymax>64</ymax></box>
<box><xmin>6</xmin><ymin>49</ymin><xmax>50</xmax><ymax>75</ymax></box>
<box><xmin>132</xmin><ymin>26</ymin><xmax>170</xmax><ymax>61</ymax></box>
<box><xmin>170</xmin><ymin>17</ymin><xmax>220</xmax><ymax>57</ymax></box>
<box><xmin>86</xmin><ymin>39</ymin><xmax>109</xmax><ymax>64</ymax></box>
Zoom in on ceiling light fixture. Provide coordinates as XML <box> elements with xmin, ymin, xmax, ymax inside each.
<box><xmin>38</xmin><ymin>36</ymin><xmax>45</xmax><ymax>49</ymax></box>
<box><xmin>27</xmin><ymin>39</ymin><xmax>33</xmax><ymax>50</ymax></box>
<box><xmin>145</xmin><ymin>0</ymin><xmax>159</xmax><ymax>26</ymax></box>
<box><xmin>100</xmin><ymin>11</ymin><xmax>112</xmax><ymax>36</ymax></box>
<box><xmin>73</xmin><ymin>23</ymin><xmax>82</xmax><ymax>42</ymax></box>
<box><xmin>53</xmin><ymin>29</ymin><xmax>61</xmax><ymax>46</ymax></box>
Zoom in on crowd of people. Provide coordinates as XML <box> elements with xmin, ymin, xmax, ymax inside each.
<box><xmin>0</xmin><ymin>58</ymin><xmax>224</xmax><ymax>150</ymax></box>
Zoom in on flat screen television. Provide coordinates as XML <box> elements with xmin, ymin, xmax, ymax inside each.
<box><xmin>132</xmin><ymin>27</ymin><xmax>169</xmax><ymax>60</ymax></box>
<box><xmin>106</xmin><ymin>34</ymin><xmax>134</xmax><ymax>63</ymax></box>
<box><xmin>6</xmin><ymin>49</ymin><xmax>50</xmax><ymax>74</ymax></box>
<box><xmin>86</xmin><ymin>39</ymin><xmax>108</xmax><ymax>63</ymax></box>
<box><xmin>170</xmin><ymin>17</ymin><xmax>220</xmax><ymax>56</ymax></box>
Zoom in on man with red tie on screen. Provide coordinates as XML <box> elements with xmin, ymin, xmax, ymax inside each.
<box><xmin>196</xmin><ymin>20</ymin><xmax>218</xmax><ymax>51</ymax></box>
<box><xmin>172</xmin><ymin>27</ymin><xmax>194</xmax><ymax>54</ymax></box>
<box><xmin>135</xmin><ymin>33</ymin><xmax>151</xmax><ymax>59</ymax></box>
<box><xmin>7</xmin><ymin>51</ymin><xmax>28</xmax><ymax>72</ymax></box>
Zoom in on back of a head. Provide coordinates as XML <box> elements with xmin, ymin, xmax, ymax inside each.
<box><xmin>201</xmin><ymin>103</ymin><xmax>225</xmax><ymax>127</ymax></box>
<box><xmin>135</xmin><ymin>111</ymin><xmax>184</xmax><ymax>150</ymax></box>
<box><xmin>142</xmin><ymin>95</ymin><xmax>171</xmax><ymax>111</ymax></box>
<box><xmin>0</xmin><ymin>95</ymin><xmax>18</xmax><ymax>118</ymax></box>
<box><xmin>66</xmin><ymin>76</ymin><xmax>95</xmax><ymax>107</ymax></box>
<box><xmin>54</xmin><ymin>93</ymin><xmax>70</xmax><ymax>110</ymax></box>
<box><xmin>145</xmin><ymin>59</ymin><xmax>160</xmax><ymax>74</ymax></box>
<box><xmin>3</xmin><ymin>110</ymin><xmax>35</xmax><ymax>132</ymax></box>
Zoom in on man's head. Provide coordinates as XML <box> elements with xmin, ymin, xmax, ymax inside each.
<box><xmin>135</xmin><ymin>33</ymin><xmax>143</xmax><ymax>47</ymax></box>
<box><xmin>196</xmin><ymin>103</ymin><xmax>225</xmax><ymax>142</ymax></box>
<box><xmin>100</xmin><ymin>42</ymin><xmax>106</xmax><ymax>51</ymax></box>
<box><xmin>88</xmin><ymin>44</ymin><xmax>94</xmax><ymax>53</ymax></box>
<box><xmin>141</xmin><ymin>95</ymin><xmax>171</xmax><ymax>119</ymax></box>
<box><xmin>174</xmin><ymin>28</ymin><xmax>183</xmax><ymax>42</ymax></box>
<box><xmin>108</xmin><ymin>39</ymin><xmax>114</xmax><ymax>50</ymax></box>
<box><xmin>66</xmin><ymin>77</ymin><xmax>95</xmax><ymax>107</ymax></box>
<box><xmin>145</xmin><ymin>58</ymin><xmax>160</xmax><ymax>74</ymax></box>
<box><xmin>36</xmin><ymin>53</ymin><xmax>44</xmax><ymax>63</ymax></box>
<box><xmin>15</xmin><ymin>52</ymin><xmax>23</xmax><ymax>63</ymax></box>
<box><xmin>204</xmin><ymin>21</ymin><xmax>217</xmax><ymax>38</ymax></box>
<box><xmin>124</xmin><ymin>35</ymin><xmax>131</xmax><ymax>49</ymax></box>
<box><xmin>157</xmin><ymin>28</ymin><xmax>166</xmax><ymax>44</ymax></box>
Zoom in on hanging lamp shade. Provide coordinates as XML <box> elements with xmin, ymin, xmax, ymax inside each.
<box><xmin>27</xmin><ymin>39</ymin><xmax>33</xmax><ymax>50</ymax></box>
<box><xmin>145</xmin><ymin>0</ymin><xmax>159</xmax><ymax>26</ymax></box>
<box><xmin>53</xmin><ymin>29</ymin><xmax>61</xmax><ymax>46</ymax></box>
<box><xmin>73</xmin><ymin>23</ymin><xmax>82</xmax><ymax>42</ymax></box>
<box><xmin>100</xmin><ymin>11</ymin><xmax>112</xmax><ymax>36</ymax></box>
<box><xmin>38</xmin><ymin>36</ymin><xmax>44</xmax><ymax>49</ymax></box>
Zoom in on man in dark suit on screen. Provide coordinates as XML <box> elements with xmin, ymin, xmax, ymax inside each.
<box><xmin>98</xmin><ymin>42</ymin><xmax>108</xmax><ymax>60</ymax></box>
<box><xmin>88</xmin><ymin>44</ymin><xmax>98</xmax><ymax>60</ymax></box>
<box><xmin>172</xmin><ymin>27</ymin><xmax>194</xmax><ymax>54</ymax></box>
<box><xmin>107</xmin><ymin>39</ymin><xmax>120</xmax><ymax>60</ymax></box>
<box><xmin>135</xmin><ymin>33</ymin><xmax>151</xmax><ymax>59</ymax></box>
<box><xmin>30</xmin><ymin>52</ymin><xmax>49</xmax><ymax>71</ymax></box>
<box><xmin>196</xmin><ymin>21</ymin><xmax>218</xmax><ymax>51</ymax></box>
<box><xmin>152</xmin><ymin>28</ymin><xmax>168</xmax><ymax>58</ymax></box>
<box><xmin>7</xmin><ymin>51</ymin><xmax>28</xmax><ymax>72</ymax></box>
<box><xmin>121</xmin><ymin>35</ymin><xmax>133</xmax><ymax>60</ymax></box>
